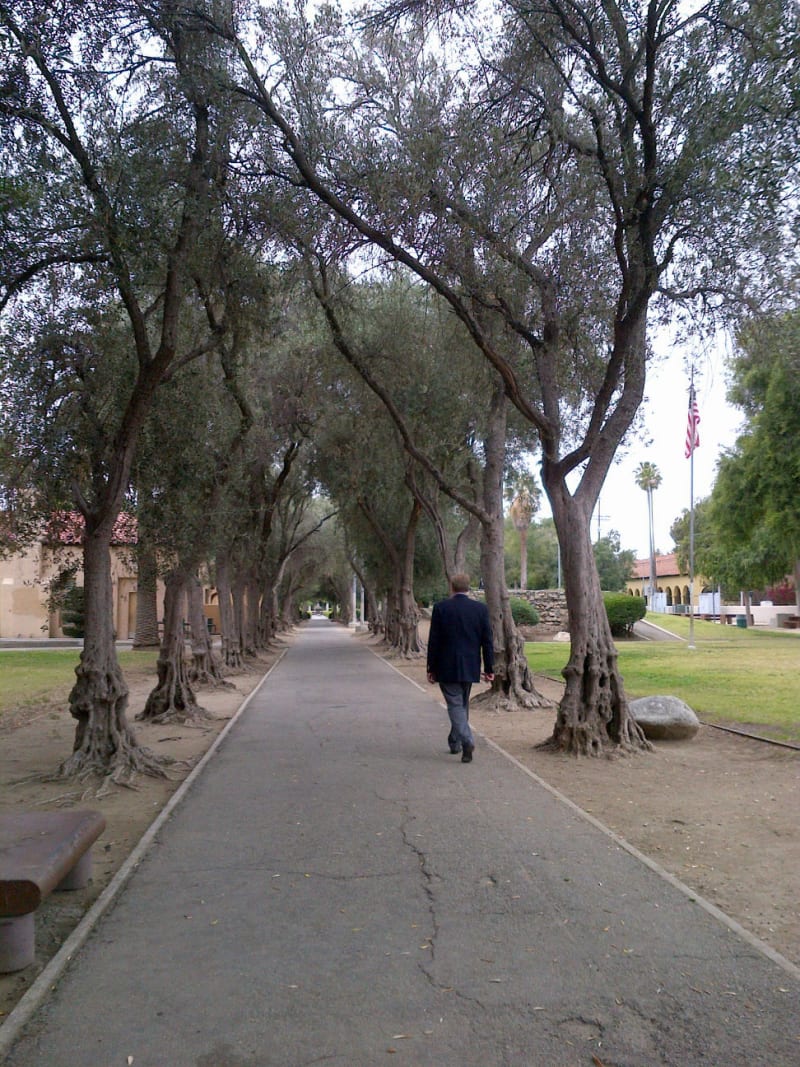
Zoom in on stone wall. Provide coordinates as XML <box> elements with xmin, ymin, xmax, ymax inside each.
<box><xmin>459</xmin><ymin>587</ymin><xmax>568</xmax><ymax>636</ymax></box>
<box><xmin>509</xmin><ymin>588</ymin><xmax>569</xmax><ymax>635</ymax></box>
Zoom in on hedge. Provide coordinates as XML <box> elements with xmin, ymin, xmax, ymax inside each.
<box><xmin>510</xmin><ymin>597</ymin><xmax>540</xmax><ymax>626</ymax></box>
<box><xmin>603</xmin><ymin>592</ymin><xmax>646</xmax><ymax>637</ymax></box>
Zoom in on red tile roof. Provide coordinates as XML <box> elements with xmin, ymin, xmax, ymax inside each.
<box><xmin>631</xmin><ymin>552</ymin><xmax>681</xmax><ymax>579</ymax></box>
<box><xmin>44</xmin><ymin>511</ymin><xmax>138</xmax><ymax>546</ymax></box>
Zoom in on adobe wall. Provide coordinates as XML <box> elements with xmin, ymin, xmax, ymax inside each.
<box><xmin>0</xmin><ymin>546</ymin><xmax>47</xmax><ymax>638</ymax></box>
<box><xmin>0</xmin><ymin>542</ymin><xmax>140</xmax><ymax>639</ymax></box>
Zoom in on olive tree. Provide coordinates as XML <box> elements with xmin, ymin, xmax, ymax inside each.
<box><xmin>0</xmin><ymin>1</ymin><xmax>233</xmax><ymax>780</ymax></box>
<box><xmin>306</xmin><ymin>265</ymin><xmax>543</xmax><ymax>701</ymax></box>
<box><xmin>217</xmin><ymin>0</ymin><xmax>796</xmax><ymax>753</ymax></box>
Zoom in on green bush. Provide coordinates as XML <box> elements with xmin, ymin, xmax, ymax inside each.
<box><xmin>603</xmin><ymin>592</ymin><xmax>646</xmax><ymax>637</ymax></box>
<box><xmin>510</xmin><ymin>597</ymin><xmax>540</xmax><ymax>626</ymax></box>
<box><xmin>61</xmin><ymin>585</ymin><xmax>86</xmax><ymax>638</ymax></box>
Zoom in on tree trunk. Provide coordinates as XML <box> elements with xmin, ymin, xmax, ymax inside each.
<box><xmin>383</xmin><ymin>587</ymin><xmax>398</xmax><ymax>646</ymax></box>
<box><xmin>349</xmin><ymin>563</ymin><xmax>379</xmax><ymax>634</ymax></box>
<box><xmin>60</xmin><ymin>524</ymin><xmax>164</xmax><ymax>782</ymax></box>
<box><xmin>328</xmin><ymin>571</ymin><xmax>352</xmax><ymax>625</ymax></box>
<box><xmin>395</xmin><ymin>501</ymin><xmax>423</xmax><ymax>656</ymax></box>
<box><xmin>475</xmin><ymin>387</ymin><xmax>545</xmax><ymax>711</ymax></box>
<box><xmin>139</xmin><ymin>569</ymin><xmax>206</xmax><ymax>724</ymax></box>
<box><xmin>396</xmin><ymin>588</ymin><xmax>421</xmax><ymax>655</ymax></box>
<box><xmin>187</xmin><ymin>573</ymin><xmax>228</xmax><ymax>686</ymax></box>
<box><xmin>409</xmin><ymin>474</ymin><xmax>478</xmax><ymax>585</ymax></box>
<box><xmin>280</xmin><ymin>569</ymin><xmax>301</xmax><ymax>627</ymax></box>
<box><xmin>363</xmin><ymin>585</ymin><xmax>378</xmax><ymax>630</ymax></box>
<box><xmin>369</xmin><ymin>593</ymin><xmax>384</xmax><ymax>635</ymax></box>
<box><xmin>216</xmin><ymin>553</ymin><xmax>243</xmax><ymax>669</ymax></box>
<box><xmin>132</xmin><ymin>537</ymin><xmax>160</xmax><ymax>648</ymax></box>
<box><xmin>232</xmin><ymin>577</ymin><xmax>248</xmax><ymax>661</ymax></box>
<box><xmin>518</xmin><ymin>526</ymin><xmax>528</xmax><ymax>590</ymax></box>
<box><xmin>259</xmin><ymin>576</ymin><xmax>277</xmax><ymax>645</ymax></box>
<box><xmin>272</xmin><ymin>554</ymin><xmax>292</xmax><ymax>632</ymax></box>
<box><xmin>242</xmin><ymin>576</ymin><xmax>260</xmax><ymax>657</ymax></box>
<box><xmin>543</xmin><ymin>491</ymin><xmax>650</xmax><ymax>756</ymax></box>
<box><xmin>478</xmin><ymin>504</ymin><xmax>544</xmax><ymax>710</ymax></box>
<box><xmin>454</xmin><ymin>511</ymin><xmax>480</xmax><ymax>574</ymax></box>
<box><xmin>647</xmin><ymin>487</ymin><xmax>657</xmax><ymax>604</ymax></box>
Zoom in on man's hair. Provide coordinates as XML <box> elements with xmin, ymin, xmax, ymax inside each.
<box><xmin>450</xmin><ymin>573</ymin><xmax>470</xmax><ymax>593</ymax></box>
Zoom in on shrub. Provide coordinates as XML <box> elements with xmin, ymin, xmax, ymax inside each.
<box><xmin>510</xmin><ymin>597</ymin><xmax>540</xmax><ymax>626</ymax></box>
<box><xmin>61</xmin><ymin>585</ymin><xmax>86</xmax><ymax>638</ymax></box>
<box><xmin>603</xmin><ymin>592</ymin><xmax>646</xmax><ymax>637</ymax></box>
<box><xmin>762</xmin><ymin>581</ymin><xmax>796</xmax><ymax>606</ymax></box>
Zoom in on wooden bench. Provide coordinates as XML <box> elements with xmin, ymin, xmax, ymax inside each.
<box><xmin>0</xmin><ymin>810</ymin><xmax>106</xmax><ymax>972</ymax></box>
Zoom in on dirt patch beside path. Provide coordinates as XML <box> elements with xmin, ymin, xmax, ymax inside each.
<box><xmin>0</xmin><ymin>643</ymin><xmax>284</xmax><ymax>1020</ymax></box>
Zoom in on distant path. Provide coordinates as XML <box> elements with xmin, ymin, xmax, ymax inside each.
<box><xmin>633</xmin><ymin>618</ymin><xmax>683</xmax><ymax>641</ymax></box>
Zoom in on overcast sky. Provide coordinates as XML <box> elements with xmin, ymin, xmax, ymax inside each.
<box><xmin>536</xmin><ymin>329</ymin><xmax>746</xmax><ymax>561</ymax></box>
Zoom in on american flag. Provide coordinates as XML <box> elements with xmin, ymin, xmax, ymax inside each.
<box><xmin>685</xmin><ymin>386</ymin><xmax>700</xmax><ymax>458</ymax></box>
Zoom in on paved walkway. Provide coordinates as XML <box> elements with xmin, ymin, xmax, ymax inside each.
<box><xmin>632</xmin><ymin>619</ymin><xmax>682</xmax><ymax>641</ymax></box>
<box><xmin>2</xmin><ymin>621</ymin><xmax>798</xmax><ymax>1066</ymax></box>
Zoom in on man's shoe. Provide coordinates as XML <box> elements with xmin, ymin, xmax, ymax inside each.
<box><xmin>449</xmin><ymin>746</ymin><xmax>462</xmax><ymax>754</ymax></box>
<box><xmin>461</xmin><ymin>743</ymin><xmax>474</xmax><ymax>763</ymax></box>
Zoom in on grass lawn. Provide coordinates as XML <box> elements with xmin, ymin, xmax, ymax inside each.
<box><xmin>0</xmin><ymin>649</ymin><xmax>158</xmax><ymax>716</ymax></box>
<box><xmin>526</xmin><ymin>614</ymin><xmax>800</xmax><ymax>742</ymax></box>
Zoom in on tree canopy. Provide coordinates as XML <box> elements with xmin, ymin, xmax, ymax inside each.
<box><xmin>1</xmin><ymin>0</ymin><xmax>797</xmax><ymax>768</ymax></box>
<box><xmin>215</xmin><ymin>0</ymin><xmax>797</xmax><ymax>753</ymax></box>
<box><xmin>683</xmin><ymin>310</ymin><xmax>800</xmax><ymax>609</ymax></box>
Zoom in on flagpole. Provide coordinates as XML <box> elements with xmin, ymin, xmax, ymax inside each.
<box><xmin>688</xmin><ymin>371</ymin><xmax>696</xmax><ymax>651</ymax></box>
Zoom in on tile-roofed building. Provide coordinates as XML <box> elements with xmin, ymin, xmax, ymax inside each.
<box><xmin>0</xmin><ymin>513</ymin><xmax>138</xmax><ymax>639</ymax></box>
<box><xmin>44</xmin><ymin>511</ymin><xmax>138</xmax><ymax>546</ymax></box>
<box><xmin>625</xmin><ymin>552</ymin><xmax>710</xmax><ymax>609</ymax></box>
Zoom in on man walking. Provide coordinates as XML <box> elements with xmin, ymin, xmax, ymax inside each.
<box><xmin>426</xmin><ymin>573</ymin><xmax>494</xmax><ymax>763</ymax></box>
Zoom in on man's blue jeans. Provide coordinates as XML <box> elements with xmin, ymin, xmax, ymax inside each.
<box><xmin>439</xmin><ymin>682</ymin><xmax>474</xmax><ymax>751</ymax></box>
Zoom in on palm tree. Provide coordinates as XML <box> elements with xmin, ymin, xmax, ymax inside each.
<box><xmin>635</xmin><ymin>462</ymin><xmax>663</xmax><ymax>606</ymax></box>
<box><xmin>507</xmin><ymin>477</ymin><xmax>541</xmax><ymax>589</ymax></box>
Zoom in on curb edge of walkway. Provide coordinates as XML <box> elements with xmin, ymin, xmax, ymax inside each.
<box><xmin>373</xmin><ymin>644</ymin><xmax>800</xmax><ymax>986</ymax></box>
<box><xmin>0</xmin><ymin>649</ymin><xmax>288</xmax><ymax>1062</ymax></box>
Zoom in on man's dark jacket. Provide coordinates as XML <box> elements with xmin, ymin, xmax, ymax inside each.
<box><xmin>427</xmin><ymin>593</ymin><xmax>494</xmax><ymax>683</ymax></box>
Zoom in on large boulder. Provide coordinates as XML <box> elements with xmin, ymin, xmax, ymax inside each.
<box><xmin>630</xmin><ymin>695</ymin><xmax>700</xmax><ymax>741</ymax></box>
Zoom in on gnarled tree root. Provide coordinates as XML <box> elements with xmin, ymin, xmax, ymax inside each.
<box><xmin>473</xmin><ymin>687</ymin><xmax>553</xmax><ymax>713</ymax></box>
<box><xmin>136</xmin><ymin>703</ymin><xmax>213</xmax><ymax>726</ymax></box>
<box><xmin>54</xmin><ymin>731</ymin><xmax>170</xmax><ymax>788</ymax></box>
<box><xmin>536</xmin><ymin>721</ymin><xmax>653</xmax><ymax>758</ymax></box>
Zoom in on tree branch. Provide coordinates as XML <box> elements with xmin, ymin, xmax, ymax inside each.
<box><xmin>305</xmin><ymin>249</ymin><xmax>493</xmax><ymax>526</ymax></box>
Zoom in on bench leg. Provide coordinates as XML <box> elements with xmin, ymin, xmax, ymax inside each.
<box><xmin>0</xmin><ymin>913</ymin><xmax>35</xmax><ymax>973</ymax></box>
<box><xmin>56</xmin><ymin>848</ymin><xmax>93</xmax><ymax>891</ymax></box>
